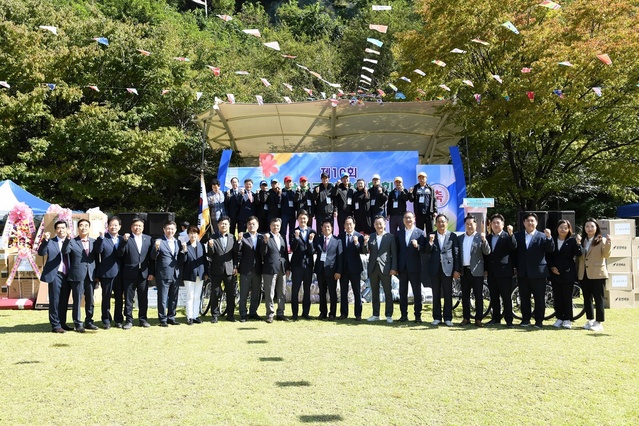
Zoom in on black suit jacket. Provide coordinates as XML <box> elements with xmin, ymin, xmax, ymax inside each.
<box><xmin>397</xmin><ymin>228</ymin><xmax>426</xmax><ymax>273</ymax></box>
<box><xmin>117</xmin><ymin>234</ymin><xmax>154</xmax><ymax>280</ymax></box>
<box><xmin>207</xmin><ymin>234</ymin><xmax>238</xmax><ymax>276</ymax></box>
<box><xmin>313</xmin><ymin>235</ymin><xmax>343</xmax><ymax>276</ymax></box>
<box><xmin>237</xmin><ymin>232</ymin><xmax>264</xmax><ymax>275</ymax></box>
<box><xmin>485</xmin><ymin>232</ymin><xmax>517</xmax><ymax>278</ymax></box>
<box><xmin>64</xmin><ymin>236</ymin><xmax>99</xmax><ymax>282</ymax></box>
<box><xmin>547</xmin><ymin>237</ymin><xmax>582</xmax><ymax>284</ymax></box>
<box><xmin>339</xmin><ymin>231</ymin><xmax>364</xmax><ymax>274</ymax></box>
<box><xmin>95</xmin><ymin>234</ymin><xmax>124</xmax><ymax>279</ymax></box>
<box><xmin>290</xmin><ymin>227</ymin><xmax>315</xmax><ymax>269</ymax></box>
<box><xmin>387</xmin><ymin>188</ymin><xmax>409</xmax><ymax>216</ymax></box>
<box><xmin>238</xmin><ymin>191</ymin><xmax>257</xmax><ymax>223</ymax></box>
<box><xmin>261</xmin><ymin>233</ymin><xmax>289</xmax><ymax>275</ymax></box>
<box><xmin>182</xmin><ymin>241</ymin><xmax>208</xmax><ymax>281</ymax></box>
<box><xmin>514</xmin><ymin>230</ymin><xmax>555</xmax><ymax>279</ymax></box>
<box><xmin>426</xmin><ymin>231</ymin><xmax>461</xmax><ymax>277</ymax></box>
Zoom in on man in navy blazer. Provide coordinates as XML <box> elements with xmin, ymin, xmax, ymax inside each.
<box><xmin>95</xmin><ymin>216</ymin><xmax>125</xmax><ymax>329</ymax></box>
<box><xmin>261</xmin><ymin>218</ymin><xmax>290</xmax><ymax>323</ymax></box>
<box><xmin>117</xmin><ymin>218</ymin><xmax>154</xmax><ymax>329</ymax></box>
<box><xmin>237</xmin><ymin>216</ymin><xmax>264</xmax><ymax>322</ymax></box>
<box><xmin>151</xmin><ymin>220</ymin><xmax>185</xmax><ymax>326</ymax></box>
<box><xmin>514</xmin><ymin>212</ymin><xmax>555</xmax><ymax>327</ymax></box>
<box><xmin>485</xmin><ymin>214</ymin><xmax>517</xmax><ymax>327</ymax></box>
<box><xmin>61</xmin><ymin>219</ymin><xmax>99</xmax><ymax>332</ymax></box>
<box><xmin>237</xmin><ymin>179</ymin><xmax>257</xmax><ymax>235</ymax></box>
<box><xmin>289</xmin><ymin>210</ymin><xmax>316</xmax><ymax>320</ymax></box>
<box><xmin>338</xmin><ymin>216</ymin><xmax>364</xmax><ymax>320</ymax></box>
<box><xmin>397</xmin><ymin>212</ymin><xmax>426</xmax><ymax>323</ymax></box>
<box><xmin>426</xmin><ymin>214</ymin><xmax>461</xmax><ymax>326</ymax></box>
<box><xmin>313</xmin><ymin>220</ymin><xmax>343</xmax><ymax>320</ymax></box>
<box><xmin>458</xmin><ymin>215</ymin><xmax>491</xmax><ymax>326</ymax></box>
<box><xmin>207</xmin><ymin>216</ymin><xmax>239</xmax><ymax>322</ymax></box>
<box><xmin>38</xmin><ymin>220</ymin><xmax>71</xmax><ymax>333</ymax></box>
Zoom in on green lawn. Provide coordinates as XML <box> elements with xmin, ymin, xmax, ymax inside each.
<box><xmin>1</xmin><ymin>303</ymin><xmax>638</xmax><ymax>425</ymax></box>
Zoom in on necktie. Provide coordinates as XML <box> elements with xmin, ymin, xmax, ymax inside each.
<box><xmin>324</xmin><ymin>236</ymin><xmax>328</xmax><ymax>251</ymax></box>
<box><xmin>347</xmin><ymin>234</ymin><xmax>352</xmax><ymax>247</ymax></box>
<box><xmin>82</xmin><ymin>239</ymin><xmax>89</xmax><ymax>255</ymax></box>
<box><xmin>248</xmin><ymin>192</ymin><xmax>253</xmax><ymax>202</ymax></box>
<box><xmin>221</xmin><ymin>236</ymin><xmax>227</xmax><ymax>251</ymax></box>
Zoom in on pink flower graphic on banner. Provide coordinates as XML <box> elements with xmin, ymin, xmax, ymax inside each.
<box><xmin>260</xmin><ymin>154</ymin><xmax>279</xmax><ymax>177</ymax></box>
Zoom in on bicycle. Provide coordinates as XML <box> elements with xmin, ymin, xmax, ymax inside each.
<box><xmin>511</xmin><ymin>280</ymin><xmax>585</xmax><ymax>321</ymax></box>
<box><xmin>451</xmin><ymin>278</ymin><xmax>491</xmax><ymax>319</ymax></box>
<box><xmin>198</xmin><ymin>277</ymin><xmax>241</xmax><ymax>317</ymax></box>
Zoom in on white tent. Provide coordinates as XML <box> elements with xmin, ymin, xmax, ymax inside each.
<box><xmin>0</xmin><ymin>180</ymin><xmax>51</xmax><ymax>215</ymax></box>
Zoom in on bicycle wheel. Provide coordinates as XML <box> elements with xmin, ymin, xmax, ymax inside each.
<box><xmin>512</xmin><ymin>283</ymin><xmax>556</xmax><ymax>321</ymax></box>
<box><xmin>570</xmin><ymin>283</ymin><xmax>586</xmax><ymax>321</ymax></box>
<box><xmin>451</xmin><ymin>278</ymin><xmax>461</xmax><ymax>310</ymax></box>
<box><xmin>511</xmin><ymin>286</ymin><xmax>523</xmax><ymax>320</ymax></box>
<box><xmin>199</xmin><ymin>278</ymin><xmax>212</xmax><ymax>316</ymax></box>
<box><xmin>470</xmin><ymin>282</ymin><xmax>491</xmax><ymax>319</ymax></box>
<box><xmin>539</xmin><ymin>284</ymin><xmax>555</xmax><ymax>321</ymax></box>
<box><xmin>220</xmin><ymin>291</ymin><xmax>227</xmax><ymax>317</ymax></box>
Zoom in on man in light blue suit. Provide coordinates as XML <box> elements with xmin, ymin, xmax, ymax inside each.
<box><xmin>151</xmin><ymin>220</ymin><xmax>185</xmax><ymax>327</ymax></box>
<box><xmin>38</xmin><ymin>220</ymin><xmax>71</xmax><ymax>333</ymax></box>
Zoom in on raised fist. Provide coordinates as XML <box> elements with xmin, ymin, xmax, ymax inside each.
<box><xmin>480</xmin><ymin>232</ymin><xmax>486</xmax><ymax>241</ymax></box>
<box><xmin>155</xmin><ymin>239</ymin><xmax>161</xmax><ymax>249</ymax></box>
<box><xmin>315</xmin><ymin>186</ymin><xmax>320</xmax><ymax>193</ymax></box>
<box><xmin>576</xmin><ymin>234</ymin><xmax>582</xmax><ymax>244</ymax></box>
<box><xmin>506</xmin><ymin>225</ymin><xmax>513</xmax><ymax>235</ymax></box>
<box><xmin>263</xmin><ymin>234</ymin><xmax>270</xmax><ymax>243</ymax></box>
<box><xmin>208</xmin><ymin>240</ymin><xmax>214</xmax><ymax>247</ymax></box>
<box><xmin>123</xmin><ymin>233</ymin><xmax>130</xmax><ymax>241</ymax></box>
<box><xmin>308</xmin><ymin>233</ymin><xmax>315</xmax><ymax>241</ymax></box>
<box><xmin>363</xmin><ymin>234</ymin><xmax>370</xmax><ymax>244</ymax></box>
<box><xmin>411</xmin><ymin>239</ymin><xmax>418</xmax><ymax>248</ymax></box>
<box><xmin>544</xmin><ymin>228</ymin><xmax>552</xmax><ymax>238</ymax></box>
<box><xmin>99</xmin><ymin>231</ymin><xmax>105</xmax><ymax>238</ymax></box>
<box><xmin>294</xmin><ymin>230</ymin><xmax>300</xmax><ymax>238</ymax></box>
<box><xmin>378</xmin><ymin>187</ymin><xmax>383</xmax><ymax>194</ymax></box>
<box><xmin>429</xmin><ymin>234</ymin><xmax>435</xmax><ymax>244</ymax></box>
<box><xmin>44</xmin><ymin>232</ymin><xmax>51</xmax><ymax>240</ymax></box>
<box><xmin>409</xmin><ymin>187</ymin><xmax>414</xmax><ymax>193</ymax></box>
<box><xmin>182</xmin><ymin>242</ymin><xmax>187</xmax><ymax>251</ymax></box>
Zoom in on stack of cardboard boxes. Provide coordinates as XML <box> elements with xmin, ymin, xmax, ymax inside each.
<box><xmin>600</xmin><ymin>219</ymin><xmax>637</xmax><ymax>308</ymax></box>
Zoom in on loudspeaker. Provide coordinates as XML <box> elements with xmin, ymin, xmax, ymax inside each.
<box><xmin>146</xmin><ymin>212</ymin><xmax>176</xmax><ymax>238</ymax></box>
<box><xmin>547</xmin><ymin>211</ymin><xmax>577</xmax><ymax>235</ymax></box>
<box><xmin>117</xmin><ymin>213</ymin><xmax>148</xmax><ymax>235</ymax></box>
<box><xmin>517</xmin><ymin>211</ymin><xmax>548</xmax><ymax>232</ymax></box>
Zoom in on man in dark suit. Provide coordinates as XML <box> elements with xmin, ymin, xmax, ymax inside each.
<box><xmin>151</xmin><ymin>220</ymin><xmax>185</xmax><ymax>326</ymax></box>
<box><xmin>266</xmin><ymin>179</ymin><xmax>282</xmax><ymax>225</ymax></box>
<box><xmin>261</xmin><ymin>218</ymin><xmax>289</xmax><ymax>323</ymax></box>
<box><xmin>96</xmin><ymin>216</ymin><xmax>124</xmax><ymax>329</ymax></box>
<box><xmin>426</xmin><ymin>214</ymin><xmax>461</xmax><ymax>327</ymax></box>
<box><xmin>207</xmin><ymin>216</ymin><xmax>239</xmax><ymax>322</ymax></box>
<box><xmin>369</xmin><ymin>174</ymin><xmax>388</xmax><ymax>220</ymax></box>
<box><xmin>237</xmin><ymin>179</ymin><xmax>257</xmax><ymax>235</ymax></box>
<box><xmin>289</xmin><ymin>210</ymin><xmax>315</xmax><ymax>320</ymax></box>
<box><xmin>458</xmin><ymin>215</ymin><xmax>491</xmax><ymax>326</ymax></box>
<box><xmin>332</xmin><ymin>172</ymin><xmax>354</xmax><ymax>231</ymax></box>
<box><xmin>280</xmin><ymin>176</ymin><xmax>297</xmax><ymax>245</ymax></box>
<box><xmin>117</xmin><ymin>218</ymin><xmax>154</xmax><ymax>329</ymax></box>
<box><xmin>397</xmin><ymin>212</ymin><xmax>426</xmax><ymax>323</ymax></box>
<box><xmin>295</xmin><ymin>176</ymin><xmax>314</xmax><ymax>228</ymax></box>
<box><xmin>312</xmin><ymin>172</ymin><xmax>335</xmax><ymax>231</ymax></box>
<box><xmin>388</xmin><ymin>176</ymin><xmax>409</xmax><ymax>235</ymax></box>
<box><xmin>362</xmin><ymin>215</ymin><xmax>397</xmax><ymax>323</ymax></box>
<box><xmin>409</xmin><ymin>171</ymin><xmax>437</xmax><ymax>234</ymax></box>
<box><xmin>485</xmin><ymin>214</ymin><xmax>517</xmax><ymax>327</ymax></box>
<box><xmin>514</xmin><ymin>212</ymin><xmax>554</xmax><ymax>327</ymax></box>
<box><xmin>237</xmin><ymin>216</ymin><xmax>264</xmax><ymax>322</ymax></box>
<box><xmin>313</xmin><ymin>220</ymin><xmax>343</xmax><ymax>320</ymax></box>
<box><xmin>225</xmin><ymin>177</ymin><xmax>243</xmax><ymax>236</ymax></box>
<box><xmin>38</xmin><ymin>220</ymin><xmax>71</xmax><ymax>333</ymax></box>
<box><xmin>338</xmin><ymin>216</ymin><xmax>364</xmax><ymax>320</ymax></box>
<box><xmin>256</xmin><ymin>180</ymin><xmax>270</xmax><ymax>233</ymax></box>
<box><xmin>61</xmin><ymin>218</ymin><xmax>99</xmax><ymax>332</ymax></box>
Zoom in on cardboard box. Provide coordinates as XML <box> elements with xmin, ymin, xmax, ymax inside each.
<box><xmin>599</xmin><ymin>219</ymin><xmax>636</xmax><ymax>238</ymax></box>
<box><xmin>609</xmin><ymin>239</ymin><xmax>632</xmax><ymax>258</ymax></box>
<box><xmin>634</xmin><ymin>257</ymin><xmax>639</xmax><ymax>274</ymax></box>
<box><xmin>634</xmin><ymin>274</ymin><xmax>639</xmax><ymax>292</ymax></box>
<box><xmin>632</xmin><ymin>238</ymin><xmax>639</xmax><ymax>257</ymax></box>
<box><xmin>7</xmin><ymin>254</ymin><xmax>40</xmax><ymax>280</ymax></box>
<box><xmin>604</xmin><ymin>289</ymin><xmax>635</xmax><ymax>308</ymax></box>
<box><xmin>607</xmin><ymin>257</ymin><xmax>633</xmax><ymax>273</ymax></box>
<box><xmin>606</xmin><ymin>272</ymin><xmax>633</xmax><ymax>291</ymax></box>
<box><xmin>8</xmin><ymin>277</ymin><xmax>39</xmax><ymax>299</ymax></box>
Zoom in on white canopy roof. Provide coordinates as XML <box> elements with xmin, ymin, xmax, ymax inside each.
<box><xmin>194</xmin><ymin>100</ymin><xmax>461</xmax><ymax>164</ymax></box>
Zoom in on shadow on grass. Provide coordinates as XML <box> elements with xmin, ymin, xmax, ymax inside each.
<box><xmin>14</xmin><ymin>360</ymin><xmax>42</xmax><ymax>365</ymax></box>
<box><xmin>238</xmin><ymin>327</ymin><xmax>258</xmax><ymax>330</ymax></box>
<box><xmin>299</xmin><ymin>414</ymin><xmax>343</xmax><ymax>423</ymax></box>
<box><xmin>276</xmin><ymin>380</ymin><xmax>311</xmax><ymax>387</ymax></box>
<box><xmin>259</xmin><ymin>357</ymin><xmax>284</xmax><ymax>362</ymax></box>
<box><xmin>247</xmin><ymin>340</ymin><xmax>268</xmax><ymax>344</ymax></box>
<box><xmin>51</xmin><ymin>343</ymin><xmax>70</xmax><ymax>347</ymax></box>
<box><xmin>0</xmin><ymin>322</ymin><xmax>55</xmax><ymax>334</ymax></box>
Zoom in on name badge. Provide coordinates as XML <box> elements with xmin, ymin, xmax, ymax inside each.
<box><xmin>288</xmin><ymin>201</ymin><xmax>294</xmax><ymax>207</ymax></box>
<box><xmin>263</xmin><ymin>204</ymin><xmax>268</xmax><ymax>210</ymax></box>
<box><xmin>307</xmin><ymin>200</ymin><xmax>312</xmax><ymax>206</ymax></box>
<box><xmin>355</xmin><ymin>202</ymin><xmax>359</xmax><ymax>210</ymax></box>
<box><xmin>393</xmin><ymin>201</ymin><xmax>398</xmax><ymax>209</ymax></box>
<box><xmin>277</xmin><ymin>204</ymin><xmax>281</xmax><ymax>208</ymax></box>
<box><xmin>419</xmin><ymin>196</ymin><xmax>425</xmax><ymax>204</ymax></box>
<box><xmin>347</xmin><ymin>198</ymin><xmax>352</xmax><ymax>205</ymax></box>
<box><xmin>320</xmin><ymin>252</ymin><xmax>327</xmax><ymax>262</ymax></box>
<box><xmin>215</xmin><ymin>211</ymin><xmax>221</xmax><ymax>220</ymax></box>
<box><xmin>326</xmin><ymin>198</ymin><xmax>332</xmax><ymax>205</ymax></box>
<box><xmin>371</xmin><ymin>199</ymin><xmax>376</xmax><ymax>206</ymax></box>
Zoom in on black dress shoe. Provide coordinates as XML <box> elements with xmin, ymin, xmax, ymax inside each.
<box><xmin>317</xmin><ymin>313</ymin><xmax>327</xmax><ymax>320</ymax></box>
<box><xmin>167</xmin><ymin>319</ymin><xmax>180</xmax><ymax>325</ymax></box>
<box><xmin>355</xmin><ymin>316</ymin><xmax>362</xmax><ymax>321</ymax></box>
<box><xmin>159</xmin><ymin>323</ymin><xmax>168</xmax><ymax>327</ymax></box>
<box><xmin>337</xmin><ymin>315</ymin><xmax>347</xmax><ymax>320</ymax></box>
<box><xmin>240</xmin><ymin>317</ymin><xmax>247</xmax><ymax>323</ymax></box>
<box><xmin>114</xmin><ymin>322</ymin><xmax>123</xmax><ymax>328</ymax></box>
<box><xmin>398</xmin><ymin>316</ymin><xmax>408</xmax><ymax>322</ymax></box>
<box><xmin>226</xmin><ymin>316</ymin><xmax>236</xmax><ymax>322</ymax></box>
<box><xmin>75</xmin><ymin>327</ymin><xmax>86</xmax><ymax>333</ymax></box>
<box><xmin>302</xmin><ymin>314</ymin><xmax>311</xmax><ymax>320</ymax></box>
<box><xmin>187</xmin><ymin>319</ymin><xmax>194</xmax><ymax>325</ymax></box>
<box><xmin>266</xmin><ymin>317</ymin><xmax>273</xmax><ymax>324</ymax></box>
<box><xmin>122</xmin><ymin>322</ymin><xmax>133</xmax><ymax>330</ymax></box>
<box><xmin>414</xmin><ymin>318</ymin><xmax>423</xmax><ymax>324</ymax></box>
<box><xmin>193</xmin><ymin>317</ymin><xmax>202</xmax><ymax>324</ymax></box>
<box><xmin>86</xmin><ymin>323</ymin><xmax>99</xmax><ymax>330</ymax></box>
<box><xmin>328</xmin><ymin>314</ymin><xmax>336</xmax><ymax>320</ymax></box>
<box><xmin>248</xmin><ymin>313</ymin><xmax>263</xmax><ymax>321</ymax></box>
<box><xmin>61</xmin><ymin>325</ymin><xmax>73</xmax><ymax>331</ymax></box>
<box><xmin>211</xmin><ymin>316</ymin><xmax>218</xmax><ymax>323</ymax></box>
<box><xmin>52</xmin><ymin>328</ymin><xmax>65</xmax><ymax>333</ymax></box>
<box><xmin>103</xmin><ymin>323</ymin><xmax>111</xmax><ymax>330</ymax></box>
<box><xmin>486</xmin><ymin>319</ymin><xmax>501</xmax><ymax>325</ymax></box>
<box><xmin>140</xmin><ymin>321</ymin><xmax>151</xmax><ymax>328</ymax></box>
<box><xmin>276</xmin><ymin>315</ymin><xmax>289</xmax><ymax>322</ymax></box>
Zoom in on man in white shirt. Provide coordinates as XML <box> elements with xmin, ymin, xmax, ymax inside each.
<box><xmin>151</xmin><ymin>220</ymin><xmax>184</xmax><ymax>326</ymax></box>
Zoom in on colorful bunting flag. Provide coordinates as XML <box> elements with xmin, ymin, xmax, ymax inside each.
<box><xmin>93</xmin><ymin>37</ymin><xmax>109</xmax><ymax>46</ymax></box>
<box><xmin>38</xmin><ymin>26</ymin><xmax>58</xmax><ymax>35</ymax></box>
<box><xmin>243</xmin><ymin>29</ymin><xmax>261</xmax><ymax>37</ymax></box>
<box><xmin>462</xmin><ymin>80</ymin><xmax>474</xmax><ymax>87</ymax></box>
<box><xmin>227</xmin><ymin>94</ymin><xmax>235</xmax><ymax>104</ymax></box>
<box><xmin>1</xmin><ymin>81</ymin><xmax>11</xmax><ymax>89</ymax></box>
<box><xmin>173</xmin><ymin>57</ymin><xmax>190</xmax><ymax>62</ymax></box>
<box><xmin>597</xmin><ymin>54</ymin><xmax>612</xmax><ymax>65</ymax></box>
<box><xmin>235</xmin><ymin>71</ymin><xmax>249</xmax><ymax>75</ymax></box>
<box><xmin>260</xmin><ymin>78</ymin><xmax>271</xmax><ymax>87</ymax></box>
<box><xmin>283</xmin><ymin>96</ymin><xmax>292</xmax><ymax>104</ymax></box>
<box><xmin>362</xmin><ymin>66</ymin><xmax>375</xmax><ymax>73</ymax></box>
<box><xmin>592</xmin><ymin>87</ymin><xmax>602</xmax><ymax>97</ymax></box>
<box><xmin>217</xmin><ymin>14</ymin><xmax>233</xmax><ymax>22</ymax></box>
<box><xmin>414</xmin><ymin>69</ymin><xmax>425</xmax><ymax>76</ymax></box>
<box><xmin>474</xmin><ymin>94</ymin><xmax>481</xmax><ymax>104</ymax></box>
<box><xmin>46</xmin><ymin>83</ymin><xmax>56</xmax><ymax>91</ymax></box>
<box><xmin>161</xmin><ymin>90</ymin><xmax>170</xmax><ymax>95</ymax></box>
<box><xmin>304</xmin><ymin>88</ymin><xmax>313</xmax><ymax>96</ymax></box>
<box><xmin>364</xmin><ymin>58</ymin><xmax>378</xmax><ymax>64</ymax></box>
<box><xmin>207</xmin><ymin>65</ymin><xmax>221</xmax><ymax>76</ymax></box>
<box><xmin>372</xmin><ymin>5</ymin><xmax>392</xmax><ymax>11</ymax></box>
<box><xmin>400</xmin><ymin>76</ymin><xmax>411</xmax><ymax>83</ymax></box>
<box><xmin>360</xmin><ymin>80</ymin><xmax>371</xmax><ymax>85</ymax></box>
<box><xmin>539</xmin><ymin>1</ymin><xmax>561</xmax><ymax>10</ymax></box>
<box><xmin>502</xmin><ymin>92</ymin><xmax>510</xmax><ymax>101</ymax></box>
<box><xmin>263</xmin><ymin>41</ymin><xmax>281</xmax><ymax>51</ymax></box>
<box><xmin>256</xmin><ymin>95</ymin><xmax>264</xmax><ymax>105</ymax></box>
<box><xmin>283</xmin><ymin>83</ymin><xmax>293</xmax><ymax>91</ymax></box>
<box><xmin>360</xmin><ymin>74</ymin><xmax>372</xmax><ymax>82</ymax></box>
<box><xmin>439</xmin><ymin>84</ymin><xmax>451</xmax><ymax>91</ymax></box>
<box><xmin>492</xmin><ymin>74</ymin><xmax>503</xmax><ymax>84</ymax></box>
<box><xmin>320</xmin><ymin>92</ymin><xmax>326</xmax><ymax>99</ymax></box>
<box><xmin>431</xmin><ymin>60</ymin><xmax>446</xmax><ymax>67</ymax></box>
<box><xmin>377</xmin><ymin>88</ymin><xmax>386</xmax><ymax>96</ymax></box>
<box><xmin>367</xmin><ymin>38</ymin><xmax>383</xmax><ymax>48</ymax></box>
<box><xmin>558</xmin><ymin>61</ymin><xmax>573</xmax><ymax>67</ymax></box>
<box><xmin>502</xmin><ymin>21</ymin><xmax>519</xmax><ymax>34</ymax></box>
<box><xmin>527</xmin><ymin>91</ymin><xmax>535</xmax><ymax>102</ymax></box>
<box><xmin>330</xmin><ymin>98</ymin><xmax>339</xmax><ymax>107</ymax></box>
<box><xmin>137</xmin><ymin>49</ymin><xmax>152</xmax><ymax>56</ymax></box>
<box><xmin>309</xmin><ymin>71</ymin><xmax>322</xmax><ymax>79</ymax></box>
<box><xmin>417</xmin><ymin>89</ymin><xmax>426</xmax><ymax>95</ymax></box>
<box><xmin>553</xmin><ymin>89</ymin><xmax>564</xmax><ymax>98</ymax></box>
<box><xmin>388</xmin><ymin>83</ymin><xmax>398</xmax><ymax>91</ymax></box>
<box><xmin>86</xmin><ymin>85</ymin><xmax>99</xmax><ymax>92</ymax></box>
<box><xmin>196</xmin><ymin>92</ymin><xmax>203</xmax><ymax>101</ymax></box>
<box><xmin>281</xmin><ymin>54</ymin><xmax>297</xmax><ymax>59</ymax></box>
<box><xmin>450</xmin><ymin>48</ymin><xmax>466</xmax><ymax>54</ymax></box>
<box><xmin>369</xmin><ymin>24</ymin><xmax>388</xmax><ymax>34</ymax></box>
<box><xmin>126</xmin><ymin>88</ymin><xmax>138</xmax><ymax>95</ymax></box>
<box><xmin>365</xmin><ymin>48</ymin><xmax>381</xmax><ymax>55</ymax></box>
<box><xmin>521</xmin><ymin>67</ymin><xmax>532</xmax><ymax>73</ymax></box>
<box><xmin>471</xmin><ymin>38</ymin><xmax>489</xmax><ymax>46</ymax></box>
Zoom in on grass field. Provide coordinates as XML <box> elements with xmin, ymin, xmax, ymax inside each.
<box><xmin>1</xmin><ymin>303</ymin><xmax>638</xmax><ymax>425</ymax></box>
